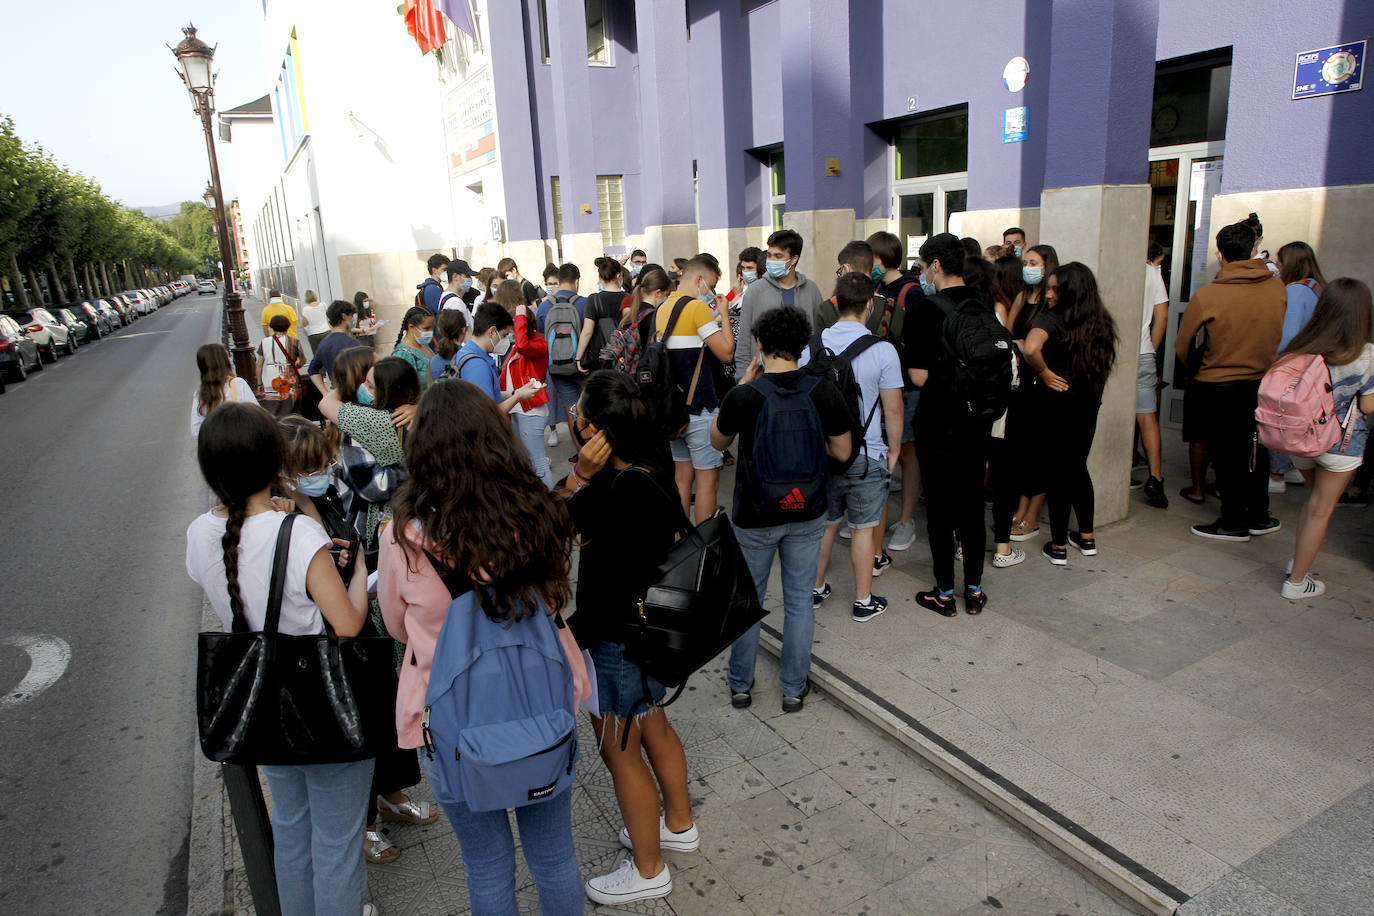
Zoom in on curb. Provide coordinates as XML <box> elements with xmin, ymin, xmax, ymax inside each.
<box><xmin>188</xmin><ymin>598</ymin><xmax>229</xmax><ymax>915</ymax></box>
<box><xmin>757</xmin><ymin>624</ymin><xmax>1184</xmax><ymax>916</ymax></box>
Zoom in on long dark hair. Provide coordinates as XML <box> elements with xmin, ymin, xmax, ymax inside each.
<box><xmin>581</xmin><ymin>370</ymin><xmax>664</xmax><ymax>467</ymax></box>
<box><xmin>333</xmin><ymin>347</ymin><xmax>375</xmax><ymax>404</ymax></box>
<box><xmin>1017</xmin><ymin>244</ymin><xmax>1060</xmax><ymax>335</ymax></box>
<box><xmin>393</xmin><ymin>306</ymin><xmax>432</xmax><ymax>348</ymax></box>
<box><xmin>1284</xmin><ymin>278</ymin><xmax>1373</xmax><ymax>367</ymax></box>
<box><xmin>990</xmin><ymin>255</ymin><xmax>1023</xmax><ymax>311</ymax></box>
<box><xmin>371</xmin><ymin>356</ymin><xmax>421</xmax><ymax>412</ymax></box>
<box><xmin>197</xmin><ymin>403</ymin><xmax>285</xmax><ymax>624</ymax></box>
<box><xmin>389</xmin><ymin>379</ymin><xmax>574</xmax><ymax>620</ymax></box>
<box><xmin>961</xmin><ymin>257</ymin><xmax>992</xmax><ymax>301</ymax></box>
<box><xmin>196</xmin><ymin>344</ymin><xmax>234</xmax><ymax>417</ymax></box>
<box><xmin>353</xmin><ymin>290</ymin><xmax>373</xmax><ymax>320</ymax></box>
<box><xmin>1049</xmin><ymin>262</ymin><xmax>1118</xmax><ymax>393</ymax></box>
<box><xmin>433</xmin><ymin>309</ymin><xmax>467</xmax><ymax>360</ymax></box>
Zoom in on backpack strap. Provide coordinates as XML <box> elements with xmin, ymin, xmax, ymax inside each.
<box><xmin>874</xmin><ymin>295</ymin><xmax>895</xmax><ymax>339</ymax></box>
<box><xmin>661</xmin><ymin>295</ymin><xmax>708</xmax><ymax>404</ymax></box>
<box><xmin>422</xmin><ymin>548</ymin><xmax>474</xmax><ymax>601</ymax></box>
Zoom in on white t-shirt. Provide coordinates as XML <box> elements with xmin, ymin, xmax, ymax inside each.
<box><xmin>799</xmin><ymin>320</ymin><xmax>903</xmax><ymax>461</ymax></box>
<box><xmin>186</xmin><ymin>510</ymin><xmax>332</xmax><ymax>636</ymax></box>
<box><xmin>1141</xmin><ymin>264</ymin><xmax>1168</xmax><ymax>355</ymax></box>
<box><xmin>301</xmin><ymin>303</ymin><xmax>330</xmax><ymax>335</ymax></box>
<box><xmin>439</xmin><ymin>291</ymin><xmax>473</xmax><ymax>325</ymax></box>
<box><xmin>190</xmin><ymin>377</ymin><xmax>258</xmax><ymax>438</ymax></box>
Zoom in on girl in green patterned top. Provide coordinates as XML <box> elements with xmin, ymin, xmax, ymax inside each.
<box><xmin>391</xmin><ymin>306</ymin><xmax>435</xmax><ymax>390</ymax></box>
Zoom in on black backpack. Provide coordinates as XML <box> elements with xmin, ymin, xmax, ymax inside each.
<box><xmin>930</xmin><ymin>293</ymin><xmax>1014</xmax><ymax>424</ymax></box>
<box><xmin>803</xmin><ymin>333</ymin><xmax>883</xmax><ymax>473</ymax></box>
<box><xmin>580</xmin><ymin>291</ymin><xmax>622</xmax><ymax>370</ymax></box>
<box><xmin>602</xmin><ymin>297</ymin><xmax>692</xmax><ymax>440</ymax></box>
<box><xmin>741</xmin><ymin>376</ymin><xmax>829</xmax><ymax>525</ymax></box>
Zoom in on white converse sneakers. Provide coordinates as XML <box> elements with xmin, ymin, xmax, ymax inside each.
<box><xmin>585</xmin><ymin>857</ymin><xmax>672</xmax><ymax>905</ymax></box>
<box><xmin>618</xmin><ymin>816</ymin><xmax>700</xmax><ymax>853</ymax></box>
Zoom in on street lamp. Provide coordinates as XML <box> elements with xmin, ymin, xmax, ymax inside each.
<box><xmin>172</xmin><ymin>24</ymin><xmax>255</xmax><ymax>382</ymax></box>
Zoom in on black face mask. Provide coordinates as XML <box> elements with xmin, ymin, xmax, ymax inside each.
<box><xmin>570</xmin><ymin>417</ymin><xmax>588</xmax><ymax>449</ymax></box>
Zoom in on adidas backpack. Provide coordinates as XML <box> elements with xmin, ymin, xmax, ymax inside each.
<box><xmin>1256</xmin><ymin>353</ymin><xmax>1357</xmax><ymax>457</ymax></box>
<box><xmin>742</xmin><ymin>376</ymin><xmax>829</xmax><ymax>524</ymax></box>
<box><xmin>930</xmin><ymin>293</ymin><xmax>1014</xmax><ymax>424</ymax></box>
<box><xmin>420</xmin><ymin>556</ymin><xmax>578</xmax><ymax>812</ymax></box>
<box><xmin>803</xmin><ymin>333</ymin><xmax>883</xmax><ymax>473</ymax></box>
<box><xmin>545</xmin><ymin>294</ymin><xmax>581</xmax><ymax>377</ymax></box>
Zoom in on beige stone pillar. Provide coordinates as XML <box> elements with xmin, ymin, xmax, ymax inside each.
<box><xmin>783</xmin><ymin>208</ymin><xmax>857</xmax><ymax>285</ymax></box>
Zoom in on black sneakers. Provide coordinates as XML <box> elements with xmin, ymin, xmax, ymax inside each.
<box><xmin>916</xmin><ymin>588</ymin><xmax>958</xmax><ymax>617</ymax></box>
<box><xmin>812</xmin><ymin>583</ymin><xmax>832</xmax><ymax>608</ymax></box>
<box><xmin>1190</xmin><ymin>521</ymin><xmax>1250</xmax><ymax>542</ymax></box>
<box><xmin>963</xmin><ymin>586</ymin><xmax>987</xmax><ymax>615</ymax></box>
<box><xmin>1143</xmin><ymin>476</ymin><xmax>1168</xmax><ymax>508</ymax></box>
<box><xmin>851</xmin><ymin>595</ymin><xmax>888</xmax><ymax>622</ymax></box>
<box><xmin>781</xmin><ymin>681</ymin><xmax>811</xmax><ymax>713</ymax></box>
<box><xmin>872</xmin><ymin>552</ymin><xmax>894</xmax><ymax>577</ymax></box>
<box><xmin>730</xmin><ymin>681</ymin><xmax>753</xmax><ymax>709</ymax></box>
<box><xmin>1248</xmin><ymin>517</ymin><xmax>1282</xmax><ymax>536</ymax></box>
<box><xmin>1068</xmin><ymin>531</ymin><xmax>1097</xmax><ymax>556</ymax></box>
<box><xmin>1041</xmin><ymin>542</ymin><xmax>1068</xmax><ymax>565</ymax></box>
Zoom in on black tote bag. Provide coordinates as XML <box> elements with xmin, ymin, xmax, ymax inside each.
<box><xmin>196</xmin><ymin>514</ymin><xmax>399</xmax><ymax>765</ymax></box>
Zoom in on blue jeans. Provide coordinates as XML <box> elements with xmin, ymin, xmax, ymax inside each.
<box><xmin>728</xmin><ymin>514</ymin><xmax>828</xmax><ymax>697</ymax></box>
<box><xmin>547</xmin><ymin>373</ymin><xmax>584</xmax><ymax>416</ymax></box>
<box><xmin>422</xmin><ymin>755</ymin><xmax>582</xmax><ymax>916</ymax></box>
<box><xmin>512</xmin><ymin>410</ymin><xmax>553</xmax><ymax>486</ymax></box>
<box><xmin>260</xmin><ymin>759</ymin><xmax>375</xmax><ymax>916</ymax></box>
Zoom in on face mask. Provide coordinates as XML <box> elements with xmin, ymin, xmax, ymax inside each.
<box><xmin>461</xmin><ymin>277</ymin><xmax>472</xmax><ymax>291</ymax></box>
<box><xmin>919</xmin><ymin>275</ymin><xmax>936</xmax><ymax>296</ymax></box>
<box><xmin>1022</xmin><ymin>265</ymin><xmax>1044</xmax><ymax>286</ymax></box>
<box><xmin>349</xmin><ymin>315</ymin><xmax>358</xmax><ymax>329</ymax></box>
<box><xmin>418</xmin><ymin>331</ymin><xmax>434</xmax><ymax>347</ymax></box>
<box><xmin>357</xmin><ymin>383</ymin><xmax>375</xmax><ymax>406</ymax></box>
<box><xmin>765</xmin><ymin>259</ymin><xmax>789</xmax><ymax>279</ymax></box>
<box><xmin>741</xmin><ymin>270</ymin><xmax>757</xmax><ymax>284</ymax></box>
<box><xmin>699</xmin><ymin>284</ymin><xmax>716</xmax><ymax>307</ymax></box>
<box><xmin>570</xmin><ymin>416</ymin><xmax>588</xmax><ymax>449</ymax></box>
<box><xmin>870</xmin><ymin>265</ymin><xmax>886</xmax><ymax>283</ymax></box>
<box><xmin>361</xmin><ymin>301</ymin><xmax>370</xmax><ymax>312</ymax></box>
<box><xmin>630</xmin><ymin>264</ymin><xmax>643</xmax><ymax>277</ymax></box>
<box><xmin>296</xmin><ymin>473</ymin><xmax>331</xmax><ymax>497</ymax></box>
<box><xmin>505</xmin><ymin>271</ymin><xmax>516</xmax><ymax>281</ymax></box>
<box><xmin>1013</xmin><ymin>245</ymin><xmax>1024</xmax><ymax>257</ymax></box>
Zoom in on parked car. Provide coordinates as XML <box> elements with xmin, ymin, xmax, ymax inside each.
<box><xmin>126</xmin><ymin>291</ymin><xmax>151</xmax><ymax>316</ymax></box>
<box><xmin>71</xmin><ymin>302</ymin><xmax>108</xmax><ymax>338</ymax></box>
<box><xmin>110</xmin><ymin>295</ymin><xmax>136</xmax><ymax>323</ymax></box>
<box><xmin>97</xmin><ymin>299</ymin><xmax>126</xmax><ymax>328</ymax></box>
<box><xmin>3</xmin><ymin>307</ymin><xmax>72</xmax><ymax>360</ymax></box>
<box><xmin>51</xmin><ymin>307</ymin><xmax>88</xmax><ymax>346</ymax></box>
<box><xmin>0</xmin><ymin>314</ymin><xmax>43</xmax><ymax>382</ymax></box>
<box><xmin>198</xmin><ymin>279</ymin><xmax>217</xmax><ymax>295</ymax></box>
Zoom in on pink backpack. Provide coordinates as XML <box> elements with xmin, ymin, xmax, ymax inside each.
<box><xmin>1255</xmin><ymin>354</ymin><xmax>1357</xmax><ymax>457</ymax></box>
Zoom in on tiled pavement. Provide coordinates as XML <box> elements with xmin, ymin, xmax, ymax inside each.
<box><xmin>218</xmin><ymin>653</ymin><xmax>1136</xmax><ymax>915</ymax></box>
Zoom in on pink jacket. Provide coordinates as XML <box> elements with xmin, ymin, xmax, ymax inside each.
<box><xmin>378</xmin><ymin>520</ymin><xmax>590</xmax><ymax>750</ymax></box>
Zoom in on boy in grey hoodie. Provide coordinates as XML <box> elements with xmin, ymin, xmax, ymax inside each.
<box><xmin>734</xmin><ymin>228</ymin><xmax>825</xmax><ymax>377</ymax></box>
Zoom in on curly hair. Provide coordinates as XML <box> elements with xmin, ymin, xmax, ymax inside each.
<box><xmin>1049</xmin><ymin>262</ymin><xmax>1118</xmax><ymax>394</ymax></box>
<box><xmin>389</xmin><ymin>379</ymin><xmax>574</xmax><ymax>621</ymax></box>
<box><xmin>752</xmin><ymin>305</ymin><xmax>812</xmax><ymax>361</ymax></box>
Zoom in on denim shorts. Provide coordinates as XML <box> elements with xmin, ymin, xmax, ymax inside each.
<box><xmin>670</xmin><ymin>409</ymin><xmax>724</xmax><ymax>470</ymax></box>
<box><xmin>1136</xmin><ymin>352</ymin><xmax>1158</xmax><ymax>413</ymax></box>
<box><xmin>902</xmin><ymin>390</ymin><xmax>920</xmax><ymax>444</ymax></box>
<box><xmin>547</xmin><ymin>373</ymin><xmax>584</xmax><ymax>415</ymax></box>
<box><xmin>589</xmin><ymin>640</ymin><xmax>666</xmax><ymax>721</ymax></box>
<box><xmin>827</xmin><ymin>455</ymin><xmax>891</xmax><ymax>529</ymax></box>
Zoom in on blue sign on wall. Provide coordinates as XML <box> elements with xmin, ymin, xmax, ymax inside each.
<box><xmin>1003</xmin><ymin>106</ymin><xmax>1028</xmax><ymax>144</ymax></box>
<box><xmin>1293</xmin><ymin>41</ymin><xmax>1364</xmax><ymax>100</ymax></box>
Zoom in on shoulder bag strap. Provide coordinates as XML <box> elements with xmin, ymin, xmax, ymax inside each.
<box><xmin>616</xmin><ymin>467</ymin><xmax>696</xmax><ymax>539</ymax></box>
<box><xmin>897</xmin><ymin>283</ymin><xmax>913</xmax><ymax>312</ymax></box>
<box><xmin>272</xmin><ymin>335</ymin><xmax>299</xmax><ymax>384</ymax></box>
<box><xmin>261</xmin><ymin>513</ymin><xmax>297</xmax><ymax>636</ymax></box>
<box><xmin>421</xmin><ymin>547</ymin><xmax>474</xmax><ymax>601</ymax></box>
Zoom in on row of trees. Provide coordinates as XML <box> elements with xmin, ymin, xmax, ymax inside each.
<box><xmin>0</xmin><ymin>115</ymin><xmax>202</xmax><ymax>308</ymax></box>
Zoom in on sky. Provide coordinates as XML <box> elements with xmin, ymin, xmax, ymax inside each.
<box><xmin>0</xmin><ymin>0</ymin><xmax>267</xmax><ymax>208</ymax></box>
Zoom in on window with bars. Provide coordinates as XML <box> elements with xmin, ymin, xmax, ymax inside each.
<box><xmin>597</xmin><ymin>175</ymin><xmax>625</xmax><ymax>248</ymax></box>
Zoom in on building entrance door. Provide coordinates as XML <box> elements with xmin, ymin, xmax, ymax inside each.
<box><xmin>894</xmin><ymin>175</ymin><xmax>968</xmax><ymax>269</ymax></box>
<box><xmin>1148</xmin><ymin>141</ymin><xmax>1224</xmax><ymax>429</ymax></box>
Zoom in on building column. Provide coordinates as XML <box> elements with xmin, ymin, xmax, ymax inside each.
<box><xmin>1039</xmin><ymin>0</ymin><xmax>1159</xmax><ymax>526</ymax></box>
<box><xmin>635</xmin><ymin>0</ymin><xmax>697</xmax><ymax>266</ymax></box>
<box><xmin>543</xmin><ymin>0</ymin><xmax>602</xmax><ymax>272</ymax></box>
<box><xmin>487</xmin><ymin>0</ymin><xmax>550</xmax><ymax>272</ymax></box>
<box><xmin>779</xmin><ymin>0</ymin><xmax>861</xmax><ymax>280</ymax></box>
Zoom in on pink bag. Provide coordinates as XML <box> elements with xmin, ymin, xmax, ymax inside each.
<box><xmin>1256</xmin><ymin>354</ymin><xmax>1356</xmax><ymax>457</ymax></box>
<box><xmin>555</xmin><ymin>616</ymin><xmax>592</xmax><ymax>708</ymax></box>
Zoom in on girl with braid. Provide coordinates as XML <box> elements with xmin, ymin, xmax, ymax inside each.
<box><xmin>186</xmin><ymin>402</ymin><xmax>374</xmax><ymax>916</ymax></box>
<box><xmin>391</xmin><ymin>305</ymin><xmax>436</xmax><ymax>390</ymax></box>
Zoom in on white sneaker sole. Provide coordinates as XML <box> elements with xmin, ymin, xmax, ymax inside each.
<box><xmin>992</xmin><ymin>553</ymin><xmax>1025</xmax><ymax>568</ymax></box>
<box><xmin>887</xmin><ymin>532</ymin><xmax>916</xmax><ymax>551</ymax></box>
<box><xmin>618</xmin><ymin>824</ymin><xmax>700</xmax><ymax>853</ymax></box>
<box><xmin>1009</xmin><ymin>529</ymin><xmax>1040</xmax><ymax>542</ymax></box>
<box><xmin>585</xmin><ymin>868</ymin><xmax>672</xmax><ymax>905</ymax></box>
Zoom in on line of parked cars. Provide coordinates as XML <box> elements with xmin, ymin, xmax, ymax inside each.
<box><xmin>0</xmin><ymin>280</ymin><xmax>205</xmax><ymax>394</ymax></box>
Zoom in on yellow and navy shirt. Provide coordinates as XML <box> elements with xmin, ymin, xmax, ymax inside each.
<box><xmin>654</xmin><ymin>292</ymin><xmax>724</xmax><ymax>414</ymax></box>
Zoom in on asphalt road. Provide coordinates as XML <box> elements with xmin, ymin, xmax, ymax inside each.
<box><xmin>0</xmin><ymin>295</ymin><xmax>222</xmax><ymax>914</ymax></box>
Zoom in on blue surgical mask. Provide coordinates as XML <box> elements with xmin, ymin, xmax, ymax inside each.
<box><xmin>1013</xmin><ymin>245</ymin><xmax>1024</xmax><ymax>258</ymax></box>
<box><xmin>871</xmin><ymin>265</ymin><xmax>886</xmax><ymax>283</ymax></box>
<box><xmin>919</xmin><ymin>275</ymin><xmax>936</xmax><ymax>296</ymax></box>
<box><xmin>418</xmin><ymin>331</ymin><xmax>434</xmax><ymax>347</ymax></box>
<box><xmin>699</xmin><ymin>283</ymin><xmax>716</xmax><ymax>307</ymax></box>
<box><xmin>630</xmin><ymin>264</ymin><xmax>643</xmax><ymax>277</ymax></box>
<box><xmin>741</xmin><ymin>270</ymin><xmax>757</xmax><ymax>284</ymax></box>
<box><xmin>765</xmin><ymin>259</ymin><xmax>788</xmax><ymax>279</ymax></box>
<box><xmin>461</xmin><ymin>277</ymin><xmax>473</xmax><ymax>291</ymax></box>
<box><xmin>296</xmin><ymin>473</ymin><xmax>331</xmax><ymax>497</ymax></box>
<box><xmin>357</xmin><ymin>383</ymin><xmax>375</xmax><ymax>406</ymax></box>
<box><xmin>1022</xmin><ymin>265</ymin><xmax>1044</xmax><ymax>286</ymax></box>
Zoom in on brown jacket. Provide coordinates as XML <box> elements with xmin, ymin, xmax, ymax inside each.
<box><xmin>1175</xmin><ymin>259</ymin><xmax>1286</xmax><ymax>383</ymax></box>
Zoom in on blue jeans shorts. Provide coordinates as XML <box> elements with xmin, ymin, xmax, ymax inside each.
<box><xmin>902</xmin><ymin>390</ymin><xmax>920</xmax><ymax>444</ymax></box>
<box><xmin>670</xmin><ymin>408</ymin><xmax>724</xmax><ymax>470</ymax></box>
<box><xmin>827</xmin><ymin>455</ymin><xmax>891</xmax><ymax>529</ymax></box>
<box><xmin>547</xmin><ymin>372</ymin><xmax>584</xmax><ymax>416</ymax></box>
<box><xmin>589</xmin><ymin>640</ymin><xmax>666</xmax><ymax>721</ymax></box>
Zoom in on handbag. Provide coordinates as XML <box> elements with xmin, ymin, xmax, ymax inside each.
<box><xmin>196</xmin><ymin>514</ymin><xmax>399</xmax><ymax>765</ymax></box>
<box><xmin>269</xmin><ymin>335</ymin><xmax>301</xmax><ymax>404</ymax></box>
<box><xmin>618</xmin><ymin>469</ymin><xmax>766</xmax><ymax>733</ymax></box>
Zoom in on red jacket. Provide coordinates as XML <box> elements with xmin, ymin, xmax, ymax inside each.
<box><xmin>500</xmin><ymin>312</ymin><xmax>551</xmax><ymax>411</ymax></box>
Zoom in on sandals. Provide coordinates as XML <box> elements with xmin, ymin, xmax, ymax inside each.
<box><xmin>364</xmin><ymin>829</ymin><xmax>400</xmax><ymax>864</ymax></box>
<box><xmin>377</xmin><ymin>795</ymin><xmax>438</xmax><ymax>825</ymax></box>
<box><xmin>1178</xmin><ymin>487</ymin><xmax>1205</xmax><ymax>505</ymax></box>
<box><xmin>1009</xmin><ymin>519</ymin><xmax>1041</xmax><ymax>541</ymax></box>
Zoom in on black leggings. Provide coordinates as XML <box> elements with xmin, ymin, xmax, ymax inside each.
<box><xmin>988</xmin><ymin>437</ymin><xmax>1019</xmax><ymax>544</ymax></box>
<box><xmin>1041</xmin><ymin>391</ymin><xmax>1100</xmax><ymax>546</ymax></box>
<box><xmin>918</xmin><ymin>439</ymin><xmax>989</xmax><ymax>590</ymax></box>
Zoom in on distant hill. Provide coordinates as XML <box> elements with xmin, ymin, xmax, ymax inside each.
<box><xmin>138</xmin><ymin>203</ymin><xmax>183</xmax><ymax>222</ymax></box>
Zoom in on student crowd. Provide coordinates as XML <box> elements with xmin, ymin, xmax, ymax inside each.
<box><xmin>186</xmin><ymin>214</ymin><xmax>1373</xmax><ymax>914</ymax></box>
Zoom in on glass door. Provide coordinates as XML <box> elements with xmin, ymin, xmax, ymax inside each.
<box><xmin>894</xmin><ymin>175</ymin><xmax>968</xmax><ymax>269</ymax></box>
<box><xmin>1149</xmin><ymin>141</ymin><xmax>1223</xmax><ymax>429</ymax></box>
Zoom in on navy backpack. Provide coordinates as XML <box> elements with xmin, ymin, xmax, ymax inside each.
<box><xmin>740</xmin><ymin>376</ymin><xmax>829</xmax><ymax>525</ymax></box>
<box><xmin>420</xmin><ymin>556</ymin><xmax>579</xmax><ymax>812</ymax></box>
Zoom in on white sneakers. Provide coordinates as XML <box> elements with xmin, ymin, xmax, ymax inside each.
<box><xmin>992</xmin><ymin>547</ymin><xmax>1025</xmax><ymax>568</ymax></box>
<box><xmin>1281</xmin><ymin>575</ymin><xmax>1326</xmax><ymax>600</ymax></box>
<box><xmin>585</xmin><ymin>858</ymin><xmax>672</xmax><ymax>905</ymax></box>
<box><xmin>545</xmin><ymin>424</ymin><xmax>559</xmax><ymax>447</ymax></box>
<box><xmin>618</xmin><ymin>816</ymin><xmax>700</xmax><ymax>853</ymax></box>
<box><xmin>887</xmin><ymin>520</ymin><xmax>917</xmax><ymax>551</ymax></box>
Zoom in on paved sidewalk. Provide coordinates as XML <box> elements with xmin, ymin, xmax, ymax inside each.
<box><xmin>208</xmin><ymin>653</ymin><xmax>1134</xmax><ymax>915</ymax></box>
<box><xmin>744</xmin><ymin>435</ymin><xmax>1372</xmax><ymax>914</ymax></box>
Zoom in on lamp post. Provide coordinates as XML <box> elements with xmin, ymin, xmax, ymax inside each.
<box><xmin>173</xmin><ymin>24</ymin><xmax>255</xmax><ymax>382</ymax></box>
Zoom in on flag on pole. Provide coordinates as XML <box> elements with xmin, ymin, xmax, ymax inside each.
<box><xmin>438</xmin><ymin>0</ymin><xmax>476</xmax><ymax>39</ymax></box>
<box><xmin>404</xmin><ymin>0</ymin><xmax>446</xmax><ymax>55</ymax></box>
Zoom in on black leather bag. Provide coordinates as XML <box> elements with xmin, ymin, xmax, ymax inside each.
<box><xmin>196</xmin><ymin>514</ymin><xmax>399</xmax><ymax>765</ymax></box>
<box><xmin>620</xmin><ymin>470</ymin><xmax>766</xmax><ymax>721</ymax></box>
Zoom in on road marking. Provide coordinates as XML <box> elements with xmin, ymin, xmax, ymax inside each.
<box><xmin>0</xmin><ymin>634</ymin><xmax>71</xmax><ymax>709</ymax></box>
<box><xmin>108</xmin><ymin>330</ymin><xmax>175</xmax><ymax>339</ymax></box>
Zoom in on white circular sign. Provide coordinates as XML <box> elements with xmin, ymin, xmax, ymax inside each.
<box><xmin>1003</xmin><ymin>57</ymin><xmax>1031</xmax><ymax>92</ymax></box>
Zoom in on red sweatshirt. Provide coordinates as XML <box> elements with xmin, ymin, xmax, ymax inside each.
<box><xmin>500</xmin><ymin>312</ymin><xmax>551</xmax><ymax>411</ymax></box>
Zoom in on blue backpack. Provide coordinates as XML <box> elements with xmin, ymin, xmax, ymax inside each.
<box><xmin>420</xmin><ymin>555</ymin><xmax>579</xmax><ymax>812</ymax></box>
<box><xmin>741</xmin><ymin>376</ymin><xmax>830</xmax><ymax>525</ymax></box>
